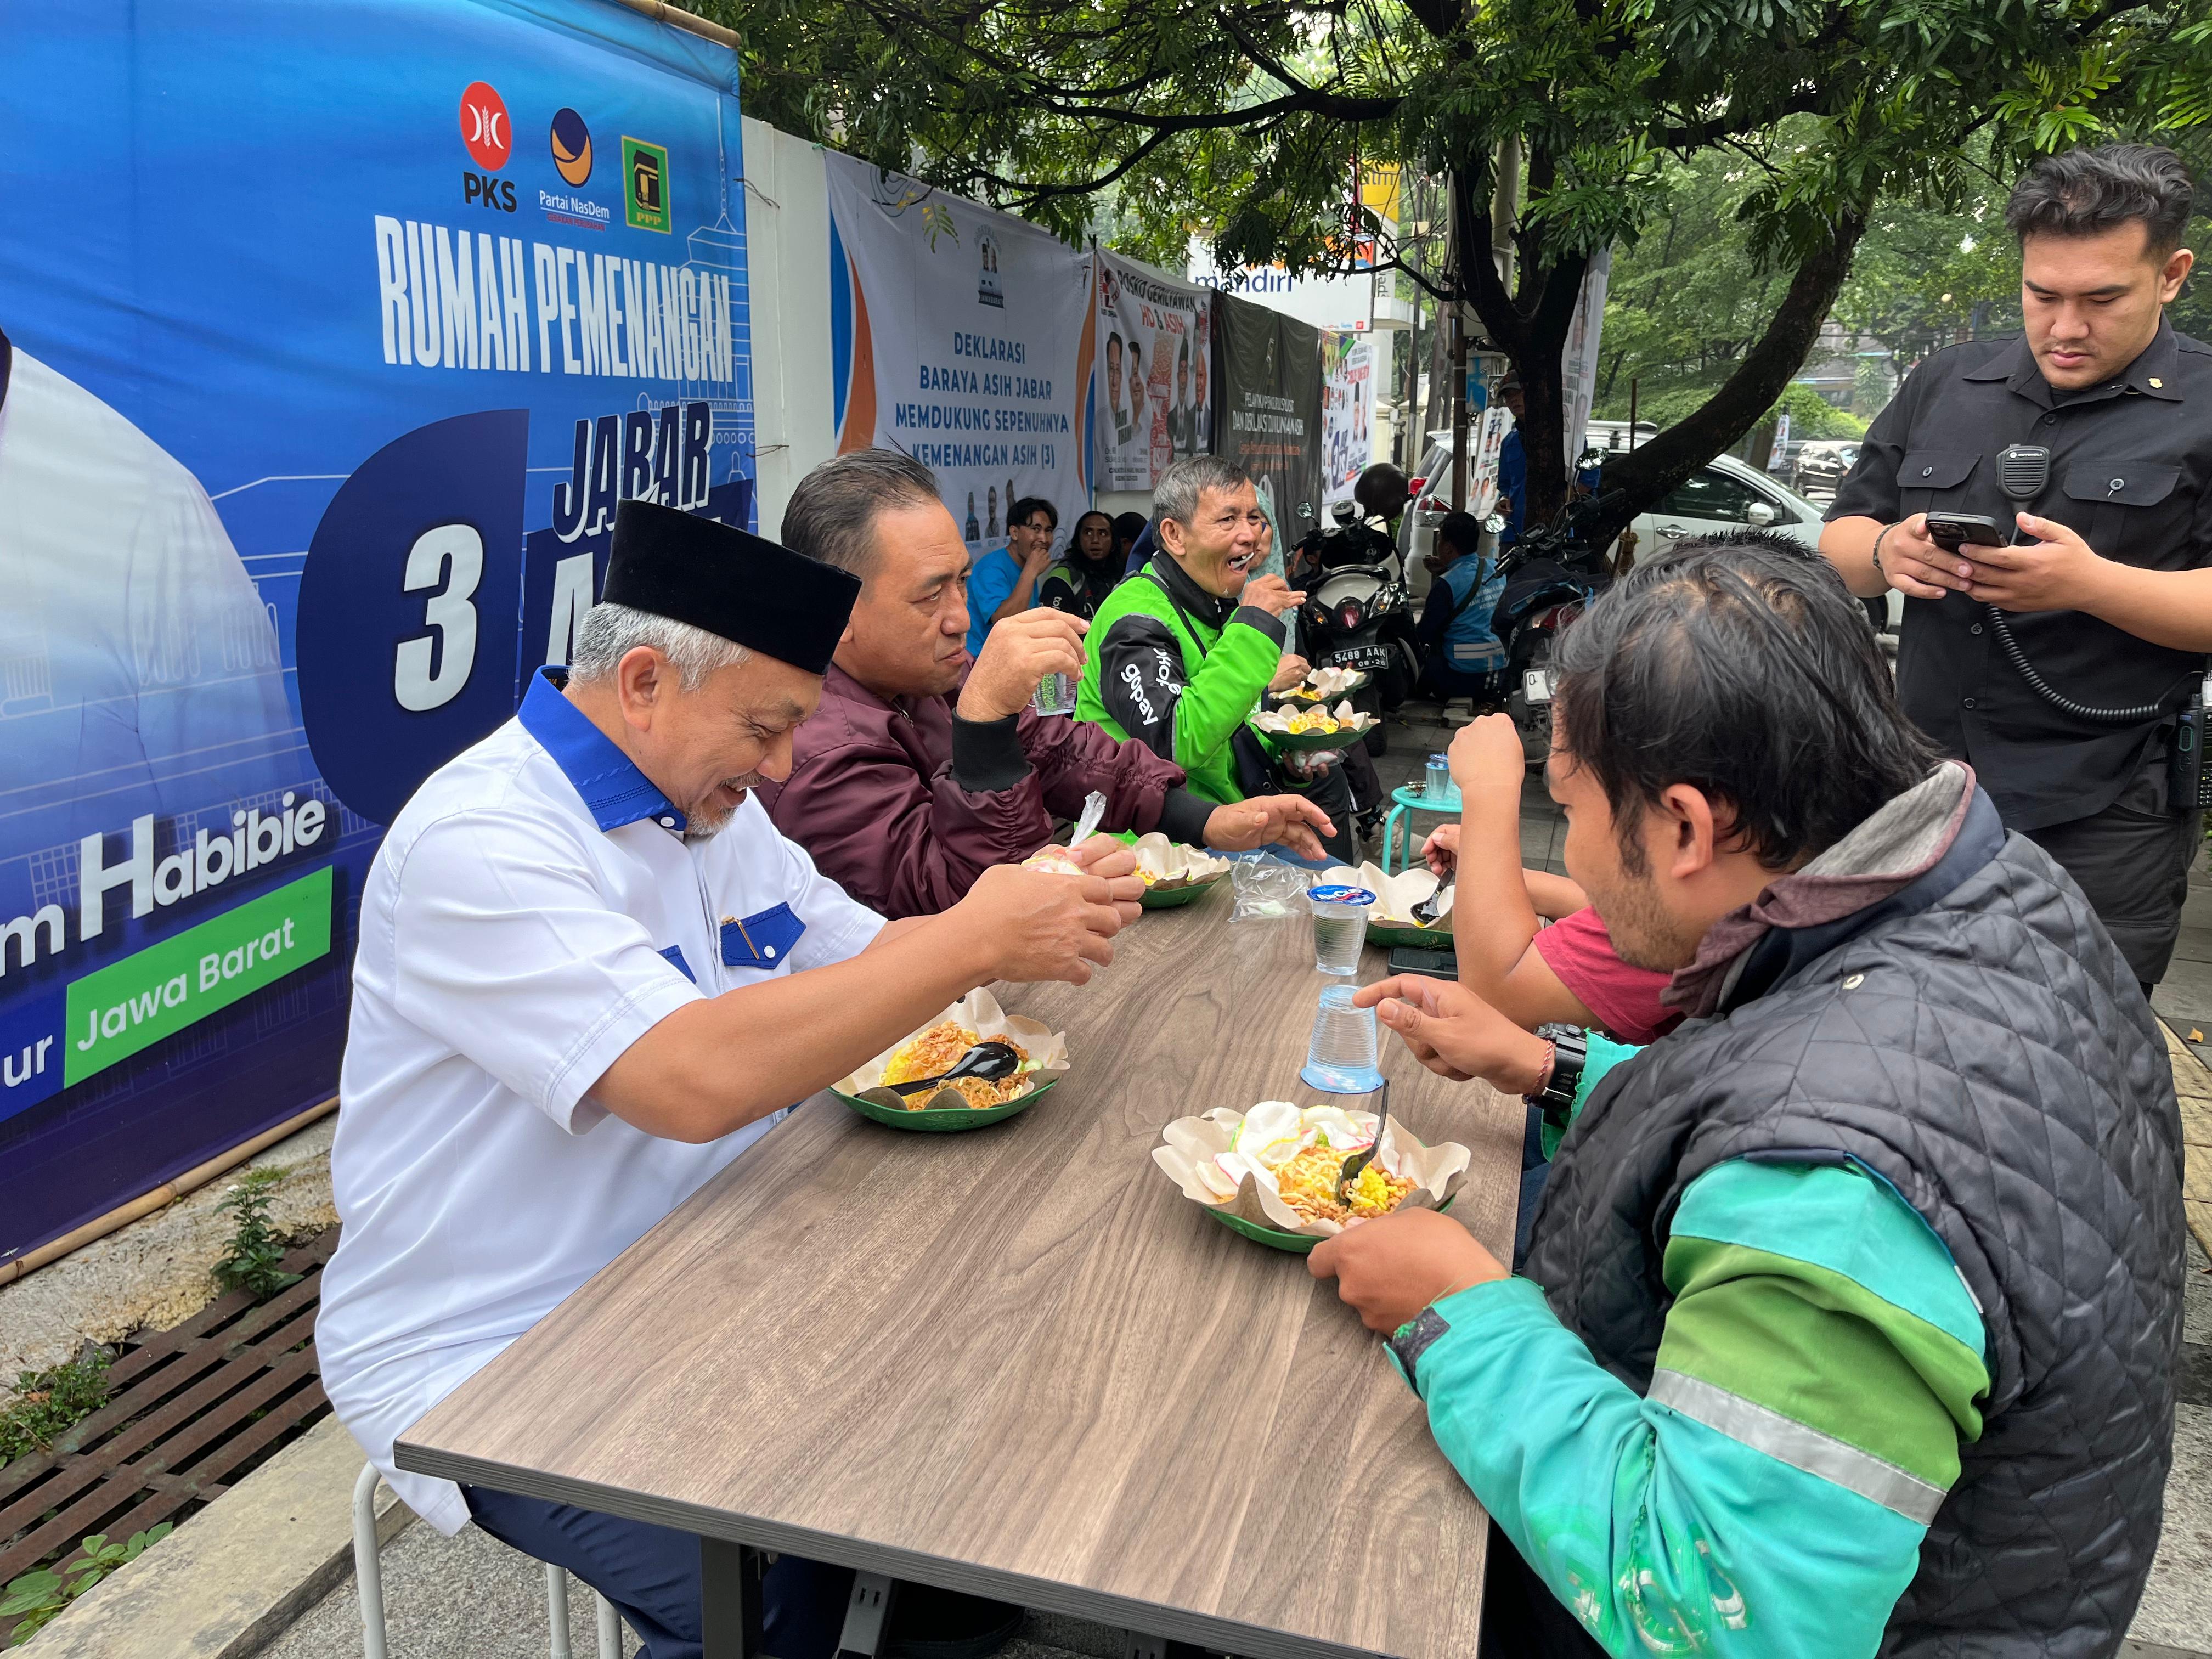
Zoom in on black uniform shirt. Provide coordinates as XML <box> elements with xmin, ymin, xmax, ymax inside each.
<box><xmin>1827</xmin><ymin>319</ymin><xmax>2212</xmax><ymax>829</ymax></box>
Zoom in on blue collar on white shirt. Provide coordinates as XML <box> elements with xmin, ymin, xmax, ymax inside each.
<box><xmin>518</xmin><ymin>667</ymin><xmax>688</xmax><ymax>833</ymax></box>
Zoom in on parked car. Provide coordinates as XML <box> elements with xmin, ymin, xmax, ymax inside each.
<box><xmin>1791</xmin><ymin>439</ymin><xmax>1861</xmax><ymax>500</ymax></box>
<box><xmin>1398</xmin><ymin>444</ymin><xmax>1901</xmax><ymax>629</ymax></box>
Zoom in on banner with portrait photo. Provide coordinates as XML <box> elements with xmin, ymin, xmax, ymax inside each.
<box><xmin>1216</xmin><ymin>294</ymin><xmax>1323</xmax><ymax>567</ymax></box>
<box><xmin>825</xmin><ymin>150</ymin><xmax>1093</xmax><ymax>561</ymax></box>
<box><xmin>1092</xmin><ymin>251</ymin><xmax>1211</xmax><ymax>490</ymax></box>
<box><xmin>0</xmin><ymin>0</ymin><xmax>754</xmax><ymax>1263</ymax></box>
<box><xmin>1320</xmin><ymin>331</ymin><xmax>1376</xmax><ymax>506</ymax></box>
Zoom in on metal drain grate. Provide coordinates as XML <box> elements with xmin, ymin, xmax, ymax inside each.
<box><xmin>0</xmin><ymin>1228</ymin><xmax>340</xmax><ymax>1634</ymax></box>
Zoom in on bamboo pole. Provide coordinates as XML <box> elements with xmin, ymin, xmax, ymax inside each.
<box><xmin>0</xmin><ymin>1096</ymin><xmax>340</xmax><ymax>1289</ymax></box>
<box><xmin>607</xmin><ymin>0</ymin><xmax>741</xmax><ymax>50</ymax></box>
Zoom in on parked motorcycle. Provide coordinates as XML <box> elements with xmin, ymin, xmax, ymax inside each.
<box><xmin>1492</xmin><ymin>485</ymin><xmax>1620</xmax><ymax>764</ymax></box>
<box><xmin>1290</xmin><ymin>502</ymin><xmax>1424</xmax><ymax>755</ymax></box>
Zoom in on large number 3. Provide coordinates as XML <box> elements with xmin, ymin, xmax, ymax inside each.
<box><xmin>393</xmin><ymin>524</ymin><xmax>483</xmax><ymax>713</ymax></box>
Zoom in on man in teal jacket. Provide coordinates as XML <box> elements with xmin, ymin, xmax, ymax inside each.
<box><xmin>1314</xmin><ymin>534</ymin><xmax>2177</xmax><ymax>1656</ymax></box>
<box><xmin>1076</xmin><ymin>455</ymin><xmax>1355</xmax><ymax>863</ymax></box>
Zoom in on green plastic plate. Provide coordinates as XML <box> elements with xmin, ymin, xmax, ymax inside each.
<box><xmin>1203</xmin><ymin>1191</ymin><xmax>1459</xmax><ymax>1254</ymax></box>
<box><xmin>1365</xmin><ymin>917</ymin><xmax>1453</xmax><ymax>949</ymax></box>
<box><xmin>1139</xmin><ymin>871</ymin><xmax>1228</xmax><ymax>909</ymax></box>
<box><xmin>833</xmin><ymin>1074</ymin><xmax>1059</xmax><ymax>1132</ymax></box>
<box><xmin>1262</xmin><ymin>722</ymin><xmax>1379</xmax><ymax>753</ymax></box>
<box><xmin>1206</xmin><ymin>1207</ymin><xmax>1320</xmax><ymax>1253</ymax></box>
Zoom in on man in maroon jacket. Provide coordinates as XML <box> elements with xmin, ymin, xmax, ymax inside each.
<box><xmin>760</xmin><ymin>450</ymin><xmax>1333</xmax><ymax>918</ymax></box>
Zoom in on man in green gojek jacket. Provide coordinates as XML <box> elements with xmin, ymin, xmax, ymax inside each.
<box><xmin>1076</xmin><ymin>456</ymin><xmax>1356</xmax><ymax>864</ymax></box>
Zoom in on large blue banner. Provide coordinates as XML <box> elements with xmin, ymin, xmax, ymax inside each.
<box><xmin>0</xmin><ymin>0</ymin><xmax>754</xmax><ymax>1262</ymax></box>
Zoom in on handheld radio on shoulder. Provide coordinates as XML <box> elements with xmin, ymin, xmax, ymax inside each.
<box><xmin>1980</xmin><ymin>442</ymin><xmax>2210</xmax><ymax>808</ymax></box>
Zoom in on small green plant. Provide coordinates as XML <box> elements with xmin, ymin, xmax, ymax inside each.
<box><xmin>0</xmin><ymin>1352</ymin><xmax>112</xmax><ymax>1465</ymax></box>
<box><xmin>0</xmin><ymin>1527</ymin><xmax>172</xmax><ymax>1641</ymax></box>
<box><xmin>212</xmin><ymin>1169</ymin><xmax>300</xmax><ymax>1302</ymax></box>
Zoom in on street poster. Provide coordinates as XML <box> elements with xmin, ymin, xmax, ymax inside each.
<box><xmin>1216</xmin><ymin>294</ymin><xmax>1324</xmax><ymax>570</ymax></box>
<box><xmin>1093</xmin><ymin>251</ymin><xmax>1212</xmax><ymax>489</ymax></box>
<box><xmin>1321</xmin><ymin>331</ymin><xmax>1376</xmax><ymax>506</ymax></box>
<box><xmin>0</xmin><ymin>0</ymin><xmax>754</xmax><ymax>1263</ymax></box>
<box><xmin>825</xmin><ymin>150</ymin><xmax>1093</xmax><ymax>562</ymax></box>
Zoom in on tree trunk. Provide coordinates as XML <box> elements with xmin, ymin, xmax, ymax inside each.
<box><xmin>1585</xmin><ymin>208</ymin><xmax>1870</xmax><ymax>552</ymax></box>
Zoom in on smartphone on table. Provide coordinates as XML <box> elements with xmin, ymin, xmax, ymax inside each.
<box><xmin>1386</xmin><ymin>945</ymin><xmax>1458</xmax><ymax>981</ymax></box>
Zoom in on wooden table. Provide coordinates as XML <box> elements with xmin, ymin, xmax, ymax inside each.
<box><xmin>397</xmin><ymin>882</ymin><xmax>1526</xmax><ymax>1659</ymax></box>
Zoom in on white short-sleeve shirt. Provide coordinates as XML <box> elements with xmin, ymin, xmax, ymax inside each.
<box><xmin>316</xmin><ymin>668</ymin><xmax>883</xmax><ymax>1534</ymax></box>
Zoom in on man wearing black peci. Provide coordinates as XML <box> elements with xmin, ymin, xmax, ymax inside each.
<box><xmin>1821</xmin><ymin>143</ymin><xmax>2212</xmax><ymax>994</ymax></box>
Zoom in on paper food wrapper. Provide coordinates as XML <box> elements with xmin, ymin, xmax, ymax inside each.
<box><xmin>1322</xmin><ymin>860</ymin><xmax>1453</xmax><ymax>933</ymax></box>
<box><xmin>836</xmin><ymin>988</ymin><xmax>1070</xmax><ymax>1111</ymax></box>
<box><xmin>1132</xmin><ymin>832</ymin><xmax>1233</xmax><ymax>893</ymax></box>
<box><xmin>1280</xmin><ymin>665</ymin><xmax>1364</xmax><ymax>701</ymax></box>
<box><xmin>1251</xmin><ymin>699</ymin><xmax>1376</xmax><ymax>737</ymax></box>
<box><xmin>1153</xmin><ymin>1101</ymin><xmax>1471</xmax><ymax>1239</ymax></box>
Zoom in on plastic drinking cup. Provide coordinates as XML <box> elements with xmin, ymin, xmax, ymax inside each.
<box><xmin>1307</xmin><ymin>883</ymin><xmax>1374</xmax><ymax>975</ymax></box>
<box><xmin>1300</xmin><ymin>983</ymin><xmax>1385</xmax><ymax>1094</ymax></box>
<box><xmin>1425</xmin><ymin>754</ymin><xmax>1452</xmax><ymax>804</ymax></box>
<box><xmin>1030</xmin><ymin>672</ymin><xmax>1077</xmax><ymax>717</ymax></box>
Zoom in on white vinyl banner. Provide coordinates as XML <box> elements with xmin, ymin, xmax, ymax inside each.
<box><xmin>1320</xmin><ymin>330</ymin><xmax>1375</xmax><ymax>505</ymax></box>
<box><xmin>823</xmin><ymin>150</ymin><xmax>1093</xmax><ymax>554</ymax></box>
<box><xmin>1558</xmin><ymin>246</ymin><xmax>1612</xmax><ymax>480</ymax></box>
<box><xmin>1093</xmin><ymin>250</ymin><xmax>1212</xmax><ymax>489</ymax></box>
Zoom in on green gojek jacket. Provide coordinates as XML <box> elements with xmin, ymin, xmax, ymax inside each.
<box><xmin>1075</xmin><ymin>554</ymin><xmax>1284</xmax><ymax>806</ymax></box>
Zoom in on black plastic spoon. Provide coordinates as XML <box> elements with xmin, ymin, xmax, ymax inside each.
<box><xmin>886</xmin><ymin>1040</ymin><xmax>1025</xmax><ymax>1096</ymax></box>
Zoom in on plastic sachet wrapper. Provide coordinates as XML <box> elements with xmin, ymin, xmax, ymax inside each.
<box><xmin>1152</xmin><ymin>1101</ymin><xmax>1471</xmax><ymax>1239</ymax></box>
<box><xmin>1230</xmin><ymin>854</ymin><xmax>1312</xmax><ymax>922</ymax></box>
<box><xmin>1022</xmin><ymin>790</ymin><xmax>1111</xmax><ymax>875</ymax></box>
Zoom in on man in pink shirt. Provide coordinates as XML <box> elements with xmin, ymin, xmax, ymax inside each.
<box><xmin>1423</xmin><ymin>714</ymin><xmax>1681</xmax><ymax>1046</ymax></box>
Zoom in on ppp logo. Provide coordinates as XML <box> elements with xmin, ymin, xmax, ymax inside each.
<box><xmin>459</xmin><ymin>82</ymin><xmax>511</xmax><ymax>171</ymax></box>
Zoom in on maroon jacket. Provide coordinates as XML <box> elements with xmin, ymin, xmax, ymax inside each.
<box><xmin>760</xmin><ymin>663</ymin><xmax>1215</xmax><ymax>918</ymax></box>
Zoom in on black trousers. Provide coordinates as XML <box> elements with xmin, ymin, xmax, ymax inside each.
<box><xmin>1479</xmin><ymin>1521</ymin><xmax>1607</xmax><ymax>1657</ymax></box>
<box><xmin>2020</xmin><ymin>749</ymin><xmax>2198</xmax><ymax>988</ymax></box>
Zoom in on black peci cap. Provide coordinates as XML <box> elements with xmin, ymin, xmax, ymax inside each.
<box><xmin>603</xmin><ymin>499</ymin><xmax>861</xmax><ymax>676</ymax></box>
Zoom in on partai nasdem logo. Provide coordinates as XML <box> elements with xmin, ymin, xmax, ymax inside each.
<box><xmin>550</xmin><ymin>107</ymin><xmax>592</xmax><ymax>187</ymax></box>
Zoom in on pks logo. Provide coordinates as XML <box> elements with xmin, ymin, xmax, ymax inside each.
<box><xmin>459</xmin><ymin>82</ymin><xmax>511</xmax><ymax>170</ymax></box>
<box><xmin>550</xmin><ymin>108</ymin><xmax>592</xmax><ymax>187</ymax></box>
<box><xmin>461</xmin><ymin>81</ymin><xmax>517</xmax><ymax>212</ymax></box>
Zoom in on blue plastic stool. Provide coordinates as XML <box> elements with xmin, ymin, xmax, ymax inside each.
<box><xmin>1380</xmin><ymin>783</ymin><xmax>1462</xmax><ymax>873</ymax></box>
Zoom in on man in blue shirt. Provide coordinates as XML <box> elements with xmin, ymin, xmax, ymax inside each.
<box><xmin>963</xmin><ymin>496</ymin><xmax>1058</xmax><ymax>657</ymax></box>
<box><xmin>1418</xmin><ymin>511</ymin><xmax>1508</xmax><ymax>704</ymax></box>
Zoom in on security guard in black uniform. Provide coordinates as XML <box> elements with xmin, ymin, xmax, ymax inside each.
<box><xmin>1823</xmin><ymin>144</ymin><xmax>2210</xmax><ymax>993</ymax></box>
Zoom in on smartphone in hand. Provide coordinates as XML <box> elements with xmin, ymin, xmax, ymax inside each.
<box><xmin>1924</xmin><ymin>511</ymin><xmax>2006</xmax><ymax>550</ymax></box>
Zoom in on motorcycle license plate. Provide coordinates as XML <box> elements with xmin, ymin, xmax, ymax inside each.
<box><xmin>1523</xmin><ymin>668</ymin><xmax>1555</xmax><ymax>704</ymax></box>
<box><xmin>1330</xmin><ymin>646</ymin><xmax>1389</xmax><ymax>672</ymax></box>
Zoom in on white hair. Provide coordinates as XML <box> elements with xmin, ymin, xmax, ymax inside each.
<box><xmin>568</xmin><ymin>601</ymin><xmax>752</xmax><ymax>690</ymax></box>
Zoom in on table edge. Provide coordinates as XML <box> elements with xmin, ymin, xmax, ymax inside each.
<box><xmin>396</xmin><ymin>1438</ymin><xmax>1397</xmax><ymax>1659</ymax></box>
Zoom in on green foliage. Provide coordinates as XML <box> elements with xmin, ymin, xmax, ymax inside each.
<box><xmin>1771</xmin><ymin>384</ymin><xmax>1866</xmax><ymax>441</ymax></box>
<box><xmin>212</xmin><ymin>1168</ymin><xmax>300</xmax><ymax>1304</ymax></box>
<box><xmin>702</xmin><ymin>0</ymin><xmax>2212</xmax><ymax>522</ymax></box>
<box><xmin>0</xmin><ymin>1527</ymin><xmax>172</xmax><ymax>1643</ymax></box>
<box><xmin>0</xmin><ymin>1352</ymin><xmax>111</xmax><ymax>1466</ymax></box>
